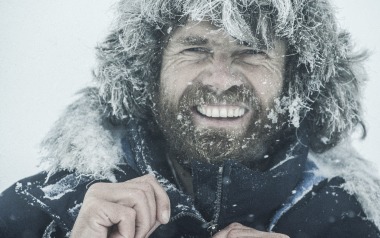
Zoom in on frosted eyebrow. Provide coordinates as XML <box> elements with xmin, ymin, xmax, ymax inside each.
<box><xmin>174</xmin><ymin>35</ymin><xmax>209</xmax><ymax>46</ymax></box>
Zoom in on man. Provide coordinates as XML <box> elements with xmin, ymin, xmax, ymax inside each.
<box><xmin>1</xmin><ymin>0</ymin><xmax>380</xmax><ymax>237</ymax></box>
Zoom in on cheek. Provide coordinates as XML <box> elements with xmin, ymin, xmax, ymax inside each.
<box><xmin>244</xmin><ymin>61</ymin><xmax>284</xmax><ymax>106</ymax></box>
<box><xmin>160</xmin><ymin>58</ymin><xmax>202</xmax><ymax>104</ymax></box>
<box><xmin>159</xmin><ymin>80</ymin><xmax>180</xmax><ymax>109</ymax></box>
<box><xmin>159</xmin><ymin>71</ymin><xmax>187</xmax><ymax>107</ymax></box>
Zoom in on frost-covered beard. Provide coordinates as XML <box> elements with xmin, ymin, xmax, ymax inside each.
<box><xmin>156</xmin><ymin>83</ymin><xmax>286</xmax><ymax>165</ymax></box>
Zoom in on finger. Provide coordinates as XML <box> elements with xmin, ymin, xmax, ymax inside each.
<box><xmin>85</xmin><ymin>176</ymin><xmax>170</xmax><ymax>236</ymax></box>
<box><xmin>227</xmin><ymin>227</ymin><xmax>290</xmax><ymax>238</ymax></box>
<box><xmin>212</xmin><ymin>223</ymin><xmax>289</xmax><ymax>238</ymax></box>
<box><xmin>87</xmin><ymin>183</ymin><xmax>154</xmax><ymax>236</ymax></box>
<box><xmin>141</xmin><ymin>175</ymin><xmax>171</xmax><ymax>224</ymax></box>
<box><xmin>123</xmin><ymin>188</ymin><xmax>153</xmax><ymax>238</ymax></box>
<box><xmin>107</xmin><ymin>184</ymin><xmax>160</xmax><ymax>238</ymax></box>
<box><xmin>107</xmin><ymin>205</ymin><xmax>136</xmax><ymax>238</ymax></box>
<box><xmin>88</xmin><ymin>176</ymin><xmax>170</xmax><ymax>225</ymax></box>
<box><xmin>212</xmin><ymin>223</ymin><xmax>244</xmax><ymax>238</ymax></box>
<box><xmin>126</xmin><ymin>181</ymin><xmax>157</xmax><ymax>228</ymax></box>
<box><xmin>121</xmin><ymin>176</ymin><xmax>168</xmax><ymax>228</ymax></box>
<box><xmin>72</xmin><ymin>199</ymin><xmax>136</xmax><ymax>238</ymax></box>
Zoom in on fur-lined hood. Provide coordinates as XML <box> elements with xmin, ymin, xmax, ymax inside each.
<box><xmin>39</xmin><ymin>0</ymin><xmax>380</xmax><ymax>231</ymax></box>
<box><xmin>39</xmin><ymin>88</ymin><xmax>380</xmax><ymax>229</ymax></box>
<box><xmin>94</xmin><ymin>0</ymin><xmax>366</xmax><ymax>152</ymax></box>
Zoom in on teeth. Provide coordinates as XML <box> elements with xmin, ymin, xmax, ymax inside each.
<box><xmin>220</xmin><ymin>108</ymin><xmax>227</xmax><ymax>118</ymax></box>
<box><xmin>212</xmin><ymin>108</ymin><xmax>219</xmax><ymax>117</ymax></box>
<box><xmin>234</xmin><ymin>108</ymin><xmax>239</xmax><ymax>117</ymax></box>
<box><xmin>196</xmin><ymin>105</ymin><xmax>246</xmax><ymax>118</ymax></box>
<box><xmin>227</xmin><ymin>108</ymin><xmax>234</xmax><ymax>117</ymax></box>
<box><xmin>206</xmin><ymin>108</ymin><xmax>212</xmax><ymax>117</ymax></box>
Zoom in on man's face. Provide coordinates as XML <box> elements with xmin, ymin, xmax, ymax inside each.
<box><xmin>156</xmin><ymin>21</ymin><xmax>287</xmax><ymax>164</ymax></box>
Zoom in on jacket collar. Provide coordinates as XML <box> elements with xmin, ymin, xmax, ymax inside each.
<box><xmin>124</xmin><ymin>119</ymin><xmax>311</xmax><ymax>233</ymax></box>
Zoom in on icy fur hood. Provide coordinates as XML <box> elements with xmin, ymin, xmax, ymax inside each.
<box><xmin>40</xmin><ymin>88</ymin><xmax>127</xmax><ymax>182</ymax></box>
<box><xmin>95</xmin><ymin>0</ymin><xmax>366</xmax><ymax>153</ymax></box>
<box><xmin>40</xmin><ymin>88</ymin><xmax>380</xmax><ymax>229</ymax></box>
<box><xmin>39</xmin><ymin>0</ymin><xmax>379</xmax><ymax>226</ymax></box>
<box><xmin>309</xmin><ymin>144</ymin><xmax>380</xmax><ymax>230</ymax></box>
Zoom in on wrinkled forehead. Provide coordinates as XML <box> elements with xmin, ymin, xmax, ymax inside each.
<box><xmin>168</xmin><ymin>21</ymin><xmax>229</xmax><ymax>44</ymax></box>
<box><xmin>167</xmin><ymin>20</ymin><xmax>282</xmax><ymax>51</ymax></box>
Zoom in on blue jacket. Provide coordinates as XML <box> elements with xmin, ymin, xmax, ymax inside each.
<box><xmin>1</xmin><ymin>121</ymin><xmax>379</xmax><ymax>237</ymax></box>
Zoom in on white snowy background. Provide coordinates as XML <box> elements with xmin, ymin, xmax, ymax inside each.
<box><xmin>0</xmin><ymin>0</ymin><xmax>379</xmax><ymax>191</ymax></box>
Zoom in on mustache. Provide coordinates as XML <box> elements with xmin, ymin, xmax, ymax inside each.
<box><xmin>179</xmin><ymin>83</ymin><xmax>260</xmax><ymax>109</ymax></box>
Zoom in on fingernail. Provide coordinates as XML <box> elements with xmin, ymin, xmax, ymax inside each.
<box><xmin>162</xmin><ymin>210</ymin><xmax>170</xmax><ymax>223</ymax></box>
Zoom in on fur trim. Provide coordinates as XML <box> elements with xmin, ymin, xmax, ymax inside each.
<box><xmin>37</xmin><ymin>0</ymin><xmax>379</xmax><ymax>229</ymax></box>
<box><xmin>309</xmin><ymin>143</ymin><xmax>380</xmax><ymax>229</ymax></box>
<box><xmin>94</xmin><ymin>0</ymin><xmax>367</xmax><ymax>152</ymax></box>
<box><xmin>39</xmin><ymin>88</ymin><xmax>126</xmax><ymax>182</ymax></box>
<box><xmin>39</xmin><ymin>89</ymin><xmax>380</xmax><ymax>229</ymax></box>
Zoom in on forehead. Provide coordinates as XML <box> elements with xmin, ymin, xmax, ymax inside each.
<box><xmin>169</xmin><ymin>21</ymin><xmax>240</xmax><ymax>46</ymax></box>
<box><xmin>167</xmin><ymin>20</ymin><xmax>287</xmax><ymax>54</ymax></box>
<box><xmin>173</xmin><ymin>21</ymin><xmax>223</xmax><ymax>36</ymax></box>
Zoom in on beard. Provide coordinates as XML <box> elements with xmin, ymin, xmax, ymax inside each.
<box><xmin>155</xmin><ymin>82</ymin><xmax>287</xmax><ymax>165</ymax></box>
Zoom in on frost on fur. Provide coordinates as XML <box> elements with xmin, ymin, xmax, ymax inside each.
<box><xmin>94</xmin><ymin>0</ymin><xmax>366</xmax><ymax>153</ymax></box>
<box><xmin>309</xmin><ymin>142</ymin><xmax>380</xmax><ymax>229</ymax></box>
<box><xmin>39</xmin><ymin>88</ymin><xmax>126</xmax><ymax>181</ymax></box>
<box><xmin>34</xmin><ymin>0</ymin><xmax>380</xmax><ymax>230</ymax></box>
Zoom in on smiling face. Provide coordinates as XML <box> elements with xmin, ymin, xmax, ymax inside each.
<box><xmin>156</xmin><ymin>21</ymin><xmax>287</xmax><ymax>164</ymax></box>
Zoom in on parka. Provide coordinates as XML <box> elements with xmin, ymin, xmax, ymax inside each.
<box><xmin>1</xmin><ymin>91</ymin><xmax>379</xmax><ymax>237</ymax></box>
<box><xmin>2</xmin><ymin>0</ymin><xmax>380</xmax><ymax>237</ymax></box>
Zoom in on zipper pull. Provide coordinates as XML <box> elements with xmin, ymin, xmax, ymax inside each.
<box><xmin>207</xmin><ymin>223</ymin><xmax>218</xmax><ymax>236</ymax></box>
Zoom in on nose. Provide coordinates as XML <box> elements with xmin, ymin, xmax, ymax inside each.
<box><xmin>200</xmin><ymin>53</ymin><xmax>243</xmax><ymax>93</ymax></box>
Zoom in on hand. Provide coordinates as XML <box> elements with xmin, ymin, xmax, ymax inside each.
<box><xmin>212</xmin><ymin>223</ymin><xmax>289</xmax><ymax>238</ymax></box>
<box><xmin>70</xmin><ymin>174</ymin><xmax>170</xmax><ymax>238</ymax></box>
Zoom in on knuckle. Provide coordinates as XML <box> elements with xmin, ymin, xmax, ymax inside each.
<box><xmin>87</xmin><ymin>182</ymin><xmax>106</xmax><ymax>194</ymax></box>
<box><xmin>144</xmin><ymin>174</ymin><xmax>157</xmax><ymax>182</ymax></box>
<box><xmin>228</xmin><ymin>222</ymin><xmax>242</xmax><ymax>228</ymax></box>
<box><xmin>122</xmin><ymin>179</ymin><xmax>137</xmax><ymax>185</ymax></box>
<box><xmin>134</xmin><ymin>189</ymin><xmax>147</xmax><ymax>200</ymax></box>
<box><xmin>141</xmin><ymin>183</ymin><xmax>153</xmax><ymax>192</ymax></box>
<box><xmin>80</xmin><ymin>198</ymin><xmax>102</xmax><ymax>218</ymax></box>
<box><xmin>83</xmin><ymin>198</ymin><xmax>100</xmax><ymax>209</ymax></box>
<box><xmin>129</xmin><ymin>174</ymin><xmax>156</xmax><ymax>185</ymax></box>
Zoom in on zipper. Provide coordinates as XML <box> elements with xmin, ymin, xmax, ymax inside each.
<box><xmin>169</xmin><ymin>166</ymin><xmax>225</xmax><ymax>237</ymax></box>
<box><xmin>206</xmin><ymin>166</ymin><xmax>224</xmax><ymax>236</ymax></box>
<box><xmin>170</xmin><ymin>211</ymin><xmax>207</xmax><ymax>223</ymax></box>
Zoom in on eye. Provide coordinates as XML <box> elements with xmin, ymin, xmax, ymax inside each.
<box><xmin>182</xmin><ymin>47</ymin><xmax>211</xmax><ymax>54</ymax></box>
<box><xmin>240</xmin><ymin>49</ymin><xmax>267</xmax><ymax>57</ymax></box>
<box><xmin>236</xmin><ymin>49</ymin><xmax>269</xmax><ymax>64</ymax></box>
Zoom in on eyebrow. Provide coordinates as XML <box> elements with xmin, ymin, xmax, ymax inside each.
<box><xmin>174</xmin><ymin>35</ymin><xmax>209</xmax><ymax>46</ymax></box>
<box><xmin>173</xmin><ymin>35</ymin><xmax>258</xmax><ymax>48</ymax></box>
<box><xmin>172</xmin><ymin>34</ymin><xmax>266</xmax><ymax>51</ymax></box>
